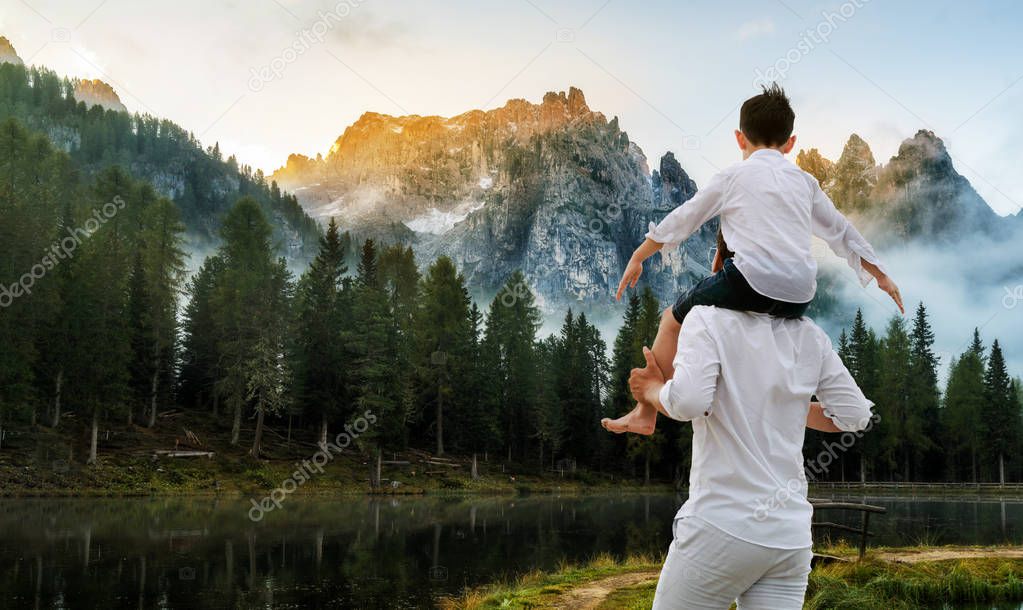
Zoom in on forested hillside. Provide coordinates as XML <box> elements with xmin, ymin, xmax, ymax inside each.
<box><xmin>0</xmin><ymin>62</ymin><xmax>320</xmax><ymax>260</ymax></box>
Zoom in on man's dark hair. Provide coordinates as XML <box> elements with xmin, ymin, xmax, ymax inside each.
<box><xmin>739</xmin><ymin>83</ymin><xmax>794</xmax><ymax>147</ymax></box>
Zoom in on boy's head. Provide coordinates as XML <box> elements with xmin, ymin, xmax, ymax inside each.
<box><xmin>736</xmin><ymin>83</ymin><xmax>796</xmax><ymax>156</ymax></box>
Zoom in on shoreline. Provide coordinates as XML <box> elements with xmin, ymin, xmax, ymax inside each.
<box><xmin>443</xmin><ymin>546</ymin><xmax>1023</xmax><ymax>609</ymax></box>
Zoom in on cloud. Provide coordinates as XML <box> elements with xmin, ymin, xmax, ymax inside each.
<box><xmin>735</xmin><ymin>18</ymin><xmax>775</xmax><ymax>41</ymax></box>
<box><xmin>817</xmin><ymin>225</ymin><xmax>1023</xmax><ymax>386</ymax></box>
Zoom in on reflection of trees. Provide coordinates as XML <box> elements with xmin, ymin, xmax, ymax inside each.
<box><xmin>0</xmin><ymin>495</ymin><xmax>680</xmax><ymax>607</ymax></box>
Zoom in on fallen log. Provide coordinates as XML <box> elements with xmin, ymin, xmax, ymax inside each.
<box><xmin>153</xmin><ymin>450</ymin><xmax>214</xmax><ymax>459</ymax></box>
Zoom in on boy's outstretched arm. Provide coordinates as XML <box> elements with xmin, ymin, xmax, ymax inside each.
<box><xmin>809</xmin><ymin>178</ymin><xmax>904</xmax><ymax>314</ymax></box>
<box><xmin>616</xmin><ymin>170</ymin><xmax>731</xmax><ymax>301</ymax></box>
<box><xmin>616</xmin><ymin>238</ymin><xmax>662</xmax><ymax>301</ymax></box>
<box><xmin>860</xmin><ymin>259</ymin><xmax>904</xmax><ymax>314</ymax></box>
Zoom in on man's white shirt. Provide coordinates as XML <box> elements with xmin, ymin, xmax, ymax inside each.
<box><xmin>646</xmin><ymin>149</ymin><xmax>886</xmax><ymax>304</ymax></box>
<box><xmin>659</xmin><ymin>306</ymin><xmax>874</xmax><ymax>549</ymax></box>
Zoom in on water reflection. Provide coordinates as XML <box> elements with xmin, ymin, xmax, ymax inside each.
<box><xmin>0</xmin><ymin>495</ymin><xmax>676</xmax><ymax>608</ymax></box>
<box><xmin>0</xmin><ymin>493</ymin><xmax>1022</xmax><ymax>608</ymax></box>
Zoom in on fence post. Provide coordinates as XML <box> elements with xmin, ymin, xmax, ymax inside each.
<box><xmin>858</xmin><ymin>511</ymin><xmax>871</xmax><ymax>560</ymax></box>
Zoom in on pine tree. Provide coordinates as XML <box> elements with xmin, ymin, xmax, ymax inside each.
<box><xmin>482</xmin><ymin>271</ymin><xmax>541</xmax><ymax>462</ymax></box>
<box><xmin>982</xmin><ymin>339</ymin><xmax>1017</xmax><ymax>484</ymax></box>
<box><xmin>847</xmin><ymin>309</ymin><xmax>881</xmax><ymax>481</ymax></box>
<box><xmin>378</xmin><ymin>244</ymin><xmax>420</xmax><ymax>450</ymax></box>
<box><xmin>137</xmin><ymin>195</ymin><xmax>186</xmax><ymax>427</ymax></box>
<box><xmin>212</xmin><ymin>197</ymin><xmax>288</xmax><ymax>452</ymax></box>
<box><xmin>72</xmin><ymin>167</ymin><xmax>139</xmax><ymax>463</ymax></box>
<box><xmin>351</xmin><ymin>240</ymin><xmax>398</xmax><ymax>487</ymax></box>
<box><xmin>415</xmin><ymin>256</ymin><xmax>473</xmax><ymax>456</ymax></box>
<box><xmin>294</xmin><ymin>219</ymin><xmax>350</xmax><ymax>446</ymax></box>
<box><xmin>876</xmin><ymin>315</ymin><xmax>917</xmax><ymax>480</ymax></box>
<box><xmin>908</xmin><ymin>303</ymin><xmax>940</xmax><ymax>479</ymax></box>
<box><xmin>179</xmin><ymin>255</ymin><xmax>225</xmax><ymax>412</ymax></box>
<box><xmin>247</xmin><ymin>258</ymin><xmax>293</xmax><ymax>458</ymax></box>
<box><xmin>943</xmin><ymin>330</ymin><xmax>986</xmax><ymax>482</ymax></box>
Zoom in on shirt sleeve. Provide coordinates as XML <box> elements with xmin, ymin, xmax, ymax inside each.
<box><xmin>815</xmin><ymin>333</ymin><xmax>874</xmax><ymax>432</ymax></box>
<box><xmin>658</xmin><ymin>308</ymin><xmax>721</xmax><ymax>421</ymax></box>
<box><xmin>646</xmin><ymin>169</ymin><xmax>729</xmax><ymax>254</ymax></box>
<box><xmin>809</xmin><ymin>177</ymin><xmax>887</xmax><ymax>287</ymax></box>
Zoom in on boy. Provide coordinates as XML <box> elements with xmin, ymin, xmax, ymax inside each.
<box><xmin>602</xmin><ymin>84</ymin><xmax>902</xmax><ymax>436</ymax></box>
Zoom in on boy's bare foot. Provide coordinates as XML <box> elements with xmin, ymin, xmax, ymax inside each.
<box><xmin>601</xmin><ymin>402</ymin><xmax>657</xmax><ymax>435</ymax></box>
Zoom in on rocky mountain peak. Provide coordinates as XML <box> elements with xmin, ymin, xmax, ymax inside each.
<box><xmin>653</xmin><ymin>151</ymin><xmax>697</xmax><ymax>208</ymax></box>
<box><xmin>0</xmin><ymin>36</ymin><xmax>23</xmax><ymax>66</ymax></box>
<box><xmin>73</xmin><ymin>79</ymin><xmax>127</xmax><ymax>113</ymax></box>
<box><xmin>889</xmin><ymin>129</ymin><xmax>954</xmax><ymax>172</ymax></box>
<box><xmin>829</xmin><ymin>133</ymin><xmax>878</xmax><ymax>212</ymax></box>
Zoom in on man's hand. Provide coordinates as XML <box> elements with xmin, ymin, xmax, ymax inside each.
<box><xmin>616</xmin><ymin>259</ymin><xmax>643</xmax><ymax>301</ymax></box>
<box><xmin>877</xmin><ymin>274</ymin><xmax>904</xmax><ymax>314</ymax></box>
<box><xmin>629</xmin><ymin>347</ymin><xmax>665</xmax><ymax>407</ymax></box>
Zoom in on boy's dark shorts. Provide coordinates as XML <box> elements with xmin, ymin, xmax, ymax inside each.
<box><xmin>671</xmin><ymin>258</ymin><xmax>811</xmax><ymax>325</ymax></box>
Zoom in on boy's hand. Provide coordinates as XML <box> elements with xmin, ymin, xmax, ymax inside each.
<box><xmin>616</xmin><ymin>259</ymin><xmax>643</xmax><ymax>301</ymax></box>
<box><xmin>877</xmin><ymin>274</ymin><xmax>904</xmax><ymax>314</ymax></box>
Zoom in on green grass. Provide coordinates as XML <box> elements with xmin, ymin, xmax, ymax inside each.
<box><xmin>446</xmin><ymin>547</ymin><xmax>1023</xmax><ymax>609</ymax></box>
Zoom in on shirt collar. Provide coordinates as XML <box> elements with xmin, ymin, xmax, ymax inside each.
<box><xmin>748</xmin><ymin>148</ymin><xmax>784</xmax><ymax>161</ymax></box>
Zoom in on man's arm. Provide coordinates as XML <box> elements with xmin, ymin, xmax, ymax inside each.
<box><xmin>807</xmin><ymin>402</ymin><xmax>842</xmax><ymax>433</ymax></box>
<box><xmin>630</xmin><ymin>309</ymin><xmax>720</xmax><ymax>421</ymax></box>
<box><xmin>809</xmin><ymin>180</ymin><xmax>904</xmax><ymax>313</ymax></box>
<box><xmin>616</xmin><ymin>171</ymin><xmax>730</xmax><ymax>300</ymax></box>
<box><xmin>814</xmin><ymin>336</ymin><xmax>874</xmax><ymax>433</ymax></box>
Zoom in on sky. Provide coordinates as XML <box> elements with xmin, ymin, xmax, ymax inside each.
<box><xmin>2</xmin><ymin>0</ymin><xmax>1021</xmax><ymax>376</ymax></box>
<box><xmin>1</xmin><ymin>0</ymin><xmax>1021</xmax><ymax>216</ymax></box>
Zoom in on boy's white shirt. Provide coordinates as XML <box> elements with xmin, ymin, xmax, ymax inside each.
<box><xmin>646</xmin><ymin>149</ymin><xmax>886</xmax><ymax>303</ymax></box>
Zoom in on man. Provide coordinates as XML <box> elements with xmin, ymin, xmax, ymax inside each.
<box><xmin>628</xmin><ymin>299</ymin><xmax>874</xmax><ymax>609</ymax></box>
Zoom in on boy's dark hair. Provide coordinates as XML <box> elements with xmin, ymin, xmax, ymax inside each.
<box><xmin>739</xmin><ymin>83</ymin><xmax>794</xmax><ymax>147</ymax></box>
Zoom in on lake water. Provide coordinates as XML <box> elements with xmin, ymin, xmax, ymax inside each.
<box><xmin>1</xmin><ymin>493</ymin><xmax>1023</xmax><ymax>608</ymax></box>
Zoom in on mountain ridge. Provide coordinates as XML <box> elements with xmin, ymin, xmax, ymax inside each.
<box><xmin>272</xmin><ymin>87</ymin><xmax>715</xmax><ymax>311</ymax></box>
<box><xmin>274</xmin><ymin>87</ymin><xmax>1016</xmax><ymax>312</ymax></box>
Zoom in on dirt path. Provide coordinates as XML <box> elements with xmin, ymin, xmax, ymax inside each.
<box><xmin>555</xmin><ymin>570</ymin><xmax>660</xmax><ymax>609</ymax></box>
<box><xmin>878</xmin><ymin>547</ymin><xmax>1023</xmax><ymax>563</ymax></box>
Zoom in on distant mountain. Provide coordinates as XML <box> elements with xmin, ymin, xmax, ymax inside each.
<box><xmin>0</xmin><ymin>51</ymin><xmax>320</xmax><ymax>261</ymax></box>
<box><xmin>274</xmin><ymin>87</ymin><xmax>715</xmax><ymax>311</ymax></box>
<box><xmin>0</xmin><ymin>36</ymin><xmax>21</xmax><ymax>66</ymax></box>
<box><xmin>72</xmin><ymin>79</ymin><xmax>127</xmax><ymax>113</ymax></box>
<box><xmin>804</xmin><ymin>130</ymin><xmax>1010</xmax><ymax>245</ymax></box>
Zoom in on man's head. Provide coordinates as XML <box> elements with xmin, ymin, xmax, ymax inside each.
<box><xmin>735</xmin><ymin>83</ymin><xmax>796</xmax><ymax>158</ymax></box>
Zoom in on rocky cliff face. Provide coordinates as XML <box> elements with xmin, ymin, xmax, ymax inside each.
<box><xmin>73</xmin><ymin>79</ymin><xmax>128</xmax><ymax>113</ymax></box>
<box><xmin>0</xmin><ymin>36</ymin><xmax>22</xmax><ymax>66</ymax></box>
<box><xmin>274</xmin><ymin>88</ymin><xmax>714</xmax><ymax>311</ymax></box>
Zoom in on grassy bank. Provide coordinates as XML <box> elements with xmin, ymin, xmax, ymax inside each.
<box><xmin>445</xmin><ymin>545</ymin><xmax>1023</xmax><ymax>609</ymax></box>
<box><xmin>0</xmin><ymin>413</ymin><xmax>669</xmax><ymax>496</ymax></box>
